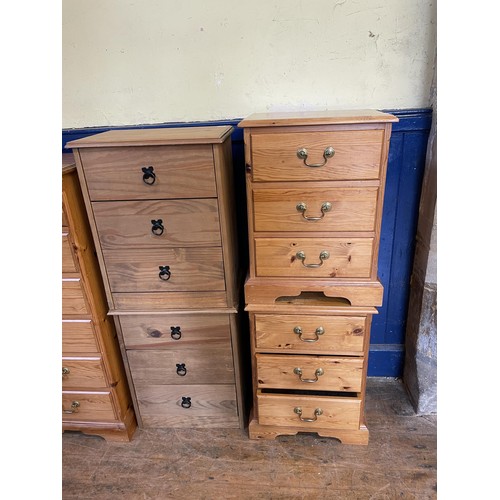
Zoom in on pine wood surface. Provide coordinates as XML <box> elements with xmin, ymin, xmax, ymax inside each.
<box><xmin>62</xmin><ymin>378</ymin><xmax>436</xmax><ymax>499</ymax></box>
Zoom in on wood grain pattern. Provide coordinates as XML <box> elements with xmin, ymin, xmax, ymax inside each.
<box><xmin>127</xmin><ymin>347</ymin><xmax>235</xmax><ymax>385</ymax></box>
<box><xmin>92</xmin><ymin>199</ymin><xmax>221</xmax><ymax>249</ymax></box>
<box><xmin>62</xmin><ymin>279</ymin><xmax>89</xmax><ymax>315</ymax></box>
<box><xmin>134</xmin><ymin>384</ymin><xmax>239</xmax><ymax>428</ymax></box>
<box><xmin>62</xmin><ymin>357</ymin><xmax>107</xmax><ymax>388</ymax></box>
<box><xmin>62</xmin><ymin>390</ymin><xmax>117</xmax><ymax>421</ymax></box>
<box><xmin>254</xmin><ymin>237</ymin><xmax>374</xmax><ymax>278</ymax></box>
<box><xmin>254</xmin><ymin>313</ymin><xmax>367</xmax><ymax>355</ymax></box>
<box><xmin>252</xmin><ymin>186</ymin><xmax>378</xmax><ymax>232</ymax></box>
<box><xmin>119</xmin><ymin>314</ymin><xmax>231</xmax><ymax>349</ymax></box>
<box><xmin>104</xmin><ymin>247</ymin><xmax>225</xmax><ymax>292</ymax></box>
<box><xmin>255</xmin><ymin>354</ymin><xmax>363</xmax><ymax>391</ymax></box>
<box><xmin>250</xmin><ymin>129</ymin><xmax>384</xmax><ymax>182</ymax></box>
<box><xmin>62</xmin><ymin>319</ymin><xmax>99</xmax><ymax>354</ymax></box>
<box><xmin>79</xmin><ymin>145</ymin><xmax>217</xmax><ymax>201</ymax></box>
<box><xmin>62</xmin><ymin>232</ymin><xmax>78</xmax><ymax>273</ymax></box>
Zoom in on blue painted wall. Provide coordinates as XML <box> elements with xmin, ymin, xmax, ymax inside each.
<box><xmin>62</xmin><ymin>108</ymin><xmax>432</xmax><ymax>377</ymax></box>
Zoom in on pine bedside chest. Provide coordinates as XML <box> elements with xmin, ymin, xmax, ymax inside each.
<box><xmin>238</xmin><ymin>110</ymin><xmax>398</xmax><ymax>444</ymax></box>
<box><xmin>67</xmin><ymin>127</ymin><xmax>246</xmax><ymax>429</ymax></box>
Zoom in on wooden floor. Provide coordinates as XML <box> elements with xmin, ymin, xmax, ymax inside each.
<box><xmin>62</xmin><ymin>378</ymin><xmax>437</xmax><ymax>499</ymax></box>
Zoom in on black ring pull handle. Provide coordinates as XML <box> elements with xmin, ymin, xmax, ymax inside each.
<box><xmin>181</xmin><ymin>396</ymin><xmax>191</xmax><ymax>409</ymax></box>
<box><xmin>151</xmin><ymin>219</ymin><xmax>164</xmax><ymax>236</ymax></box>
<box><xmin>170</xmin><ymin>326</ymin><xmax>182</xmax><ymax>340</ymax></box>
<box><xmin>176</xmin><ymin>363</ymin><xmax>187</xmax><ymax>376</ymax></box>
<box><xmin>142</xmin><ymin>166</ymin><xmax>156</xmax><ymax>185</ymax></box>
<box><xmin>158</xmin><ymin>265</ymin><xmax>171</xmax><ymax>281</ymax></box>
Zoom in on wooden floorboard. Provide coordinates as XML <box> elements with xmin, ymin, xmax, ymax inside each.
<box><xmin>62</xmin><ymin>378</ymin><xmax>437</xmax><ymax>499</ymax></box>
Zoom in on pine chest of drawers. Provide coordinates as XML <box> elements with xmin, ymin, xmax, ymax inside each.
<box><xmin>67</xmin><ymin>127</ymin><xmax>245</xmax><ymax>429</ymax></box>
<box><xmin>238</xmin><ymin>110</ymin><xmax>398</xmax><ymax>444</ymax></box>
<box><xmin>62</xmin><ymin>154</ymin><xmax>136</xmax><ymax>441</ymax></box>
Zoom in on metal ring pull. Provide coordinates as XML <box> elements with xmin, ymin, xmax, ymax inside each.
<box><xmin>62</xmin><ymin>367</ymin><xmax>70</xmax><ymax>376</ymax></box>
<box><xmin>63</xmin><ymin>401</ymin><xmax>80</xmax><ymax>414</ymax></box>
<box><xmin>296</xmin><ymin>147</ymin><xmax>335</xmax><ymax>168</ymax></box>
<box><xmin>170</xmin><ymin>326</ymin><xmax>182</xmax><ymax>340</ymax></box>
<box><xmin>293</xmin><ymin>367</ymin><xmax>324</xmax><ymax>383</ymax></box>
<box><xmin>293</xmin><ymin>326</ymin><xmax>325</xmax><ymax>343</ymax></box>
<box><xmin>176</xmin><ymin>363</ymin><xmax>187</xmax><ymax>376</ymax></box>
<box><xmin>151</xmin><ymin>219</ymin><xmax>164</xmax><ymax>236</ymax></box>
<box><xmin>142</xmin><ymin>166</ymin><xmax>156</xmax><ymax>185</ymax></box>
<box><xmin>181</xmin><ymin>396</ymin><xmax>192</xmax><ymax>409</ymax></box>
<box><xmin>158</xmin><ymin>265</ymin><xmax>171</xmax><ymax>281</ymax></box>
<box><xmin>295</xmin><ymin>250</ymin><xmax>330</xmax><ymax>268</ymax></box>
<box><xmin>296</xmin><ymin>202</ymin><xmax>332</xmax><ymax>221</ymax></box>
<box><xmin>294</xmin><ymin>407</ymin><xmax>323</xmax><ymax>422</ymax></box>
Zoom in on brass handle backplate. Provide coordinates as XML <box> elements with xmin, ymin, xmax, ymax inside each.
<box><xmin>63</xmin><ymin>401</ymin><xmax>80</xmax><ymax>414</ymax></box>
<box><xmin>293</xmin><ymin>367</ymin><xmax>324</xmax><ymax>383</ymax></box>
<box><xmin>293</xmin><ymin>326</ymin><xmax>325</xmax><ymax>342</ymax></box>
<box><xmin>296</xmin><ymin>147</ymin><xmax>335</xmax><ymax>168</ymax></box>
<box><xmin>294</xmin><ymin>407</ymin><xmax>323</xmax><ymax>422</ymax></box>
<box><xmin>296</xmin><ymin>201</ymin><xmax>332</xmax><ymax>221</ymax></box>
<box><xmin>295</xmin><ymin>250</ymin><xmax>329</xmax><ymax>268</ymax></box>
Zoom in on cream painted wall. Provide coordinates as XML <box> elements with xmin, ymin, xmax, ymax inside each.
<box><xmin>62</xmin><ymin>0</ymin><xmax>436</xmax><ymax>128</ymax></box>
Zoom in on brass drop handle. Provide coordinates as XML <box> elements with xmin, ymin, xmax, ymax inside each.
<box><xmin>62</xmin><ymin>367</ymin><xmax>70</xmax><ymax>376</ymax></box>
<box><xmin>158</xmin><ymin>265</ymin><xmax>171</xmax><ymax>281</ymax></box>
<box><xmin>63</xmin><ymin>401</ymin><xmax>80</xmax><ymax>414</ymax></box>
<box><xmin>295</xmin><ymin>250</ymin><xmax>330</xmax><ymax>268</ymax></box>
<box><xmin>296</xmin><ymin>202</ymin><xmax>332</xmax><ymax>221</ymax></box>
<box><xmin>151</xmin><ymin>219</ymin><xmax>164</xmax><ymax>236</ymax></box>
<box><xmin>293</xmin><ymin>367</ymin><xmax>324</xmax><ymax>383</ymax></box>
<box><xmin>294</xmin><ymin>407</ymin><xmax>323</xmax><ymax>422</ymax></box>
<box><xmin>293</xmin><ymin>326</ymin><xmax>325</xmax><ymax>342</ymax></box>
<box><xmin>296</xmin><ymin>146</ymin><xmax>335</xmax><ymax>168</ymax></box>
<box><xmin>142</xmin><ymin>166</ymin><xmax>156</xmax><ymax>185</ymax></box>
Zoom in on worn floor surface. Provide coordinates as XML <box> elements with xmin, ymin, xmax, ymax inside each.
<box><xmin>62</xmin><ymin>378</ymin><xmax>437</xmax><ymax>499</ymax></box>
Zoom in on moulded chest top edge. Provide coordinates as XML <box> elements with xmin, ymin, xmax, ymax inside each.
<box><xmin>237</xmin><ymin>109</ymin><xmax>398</xmax><ymax>128</ymax></box>
<box><xmin>66</xmin><ymin>125</ymin><xmax>234</xmax><ymax>149</ymax></box>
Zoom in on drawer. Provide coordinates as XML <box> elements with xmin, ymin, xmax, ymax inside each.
<box><xmin>120</xmin><ymin>314</ymin><xmax>231</xmax><ymax>349</ymax></box>
<box><xmin>256</xmin><ymin>391</ymin><xmax>361</xmax><ymax>430</ymax></box>
<box><xmin>62</xmin><ymin>232</ymin><xmax>78</xmax><ymax>272</ymax></box>
<box><xmin>134</xmin><ymin>384</ymin><xmax>239</xmax><ymax>428</ymax></box>
<box><xmin>253</xmin><ymin>187</ymin><xmax>378</xmax><ymax>232</ymax></box>
<box><xmin>62</xmin><ymin>320</ymin><xmax>99</xmax><ymax>354</ymax></box>
<box><xmin>62</xmin><ymin>390</ymin><xmax>117</xmax><ymax>421</ymax></box>
<box><xmin>104</xmin><ymin>247</ymin><xmax>225</xmax><ymax>292</ymax></box>
<box><xmin>254</xmin><ymin>314</ymin><xmax>367</xmax><ymax>355</ymax></box>
<box><xmin>256</xmin><ymin>354</ymin><xmax>363</xmax><ymax>392</ymax></box>
<box><xmin>92</xmin><ymin>199</ymin><xmax>222</xmax><ymax>250</ymax></box>
<box><xmin>127</xmin><ymin>346</ymin><xmax>235</xmax><ymax>385</ymax></box>
<box><xmin>250</xmin><ymin>129</ymin><xmax>384</xmax><ymax>182</ymax></box>
<box><xmin>255</xmin><ymin>238</ymin><xmax>374</xmax><ymax>278</ymax></box>
<box><xmin>62</xmin><ymin>279</ymin><xmax>89</xmax><ymax>315</ymax></box>
<box><xmin>79</xmin><ymin>145</ymin><xmax>217</xmax><ymax>201</ymax></box>
<box><xmin>62</xmin><ymin>356</ymin><xmax>107</xmax><ymax>388</ymax></box>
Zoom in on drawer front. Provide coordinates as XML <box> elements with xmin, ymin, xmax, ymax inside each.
<box><xmin>251</xmin><ymin>129</ymin><xmax>384</xmax><ymax>182</ymax></box>
<box><xmin>62</xmin><ymin>279</ymin><xmax>89</xmax><ymax>315</ymax></box>
<box><xmin>256</xmin><ymin>354</ymin><xmax>363</xmax><ymax>392</ymax></box>
<box><xmin>62</xmin><ymin>320</ymin><xmax>99</xmax><ymax>354</ymax></box>
<box><xmin>120</xmin><ymin>314</ymin><xmax>231</xmax><ymax>349</ymax></box>
<box><xmin>104</xmin><ymin>247</ymin><xmax>225</xmax><ymax>292</ymax></box>
<box><xmin>257</xmin><ymin>392</ymin><xmax>361</xmax><ymax>430</ymax></box>
<box><xmin>253</xmin><ymin>187</ymin><xmax>378</xmax><ymax>233</ymax></box>
<box><xmin>62</xmin><ymin>233</ymin><xmax>78</xmax><ymax>273</ymax></box>
<box><xmin>255</xmin><ymin>238</ymin><xmax>374</xmax><ymax>278</ymax></box>
<box><xmin>254</xmin><ymin>314</ymin><xmax>367</xmax><ymax>355</ymax></box>
<box><xmin>135</xmin><ymin>384</ymin><xmax>239</xmax><ymax>428</ymax></box>
<box><xmin>80</xmin><ymin>145</ymin><xmax>217</xmax><ymax>201</ymax></box>
<box><xmin>92</xmin><ymin>199</ymin><xmax>221</xmax><ymax>250</ymax></box>
<box><xmin>62</xmin><ymin>390</ymin><xmax>117</xmax><ymax>421</ymax></box>
<box><xmin>127</xmin><ymin>347</ymin><xmax>235</xmax><ymax>385</ymax></box>
<box><xmin>62</xmin><ymin>357</ymin><xmax>107</xmax><ymax>388</ymax></box>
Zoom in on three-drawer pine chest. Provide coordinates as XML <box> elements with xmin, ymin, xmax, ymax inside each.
<box><xmin>62</xmin><ymin>154</ymin><xmax>137</xmax><ymax>441</ymax></box>
<box><xmin>238</xmin><ymin>110</ymin><xmax>398</xmax><ymax>444</ymax></box>
<box><xmin>67</xmin><ymin>126</ymin><xmax>246</xmax><ymax>429</ymax></box>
